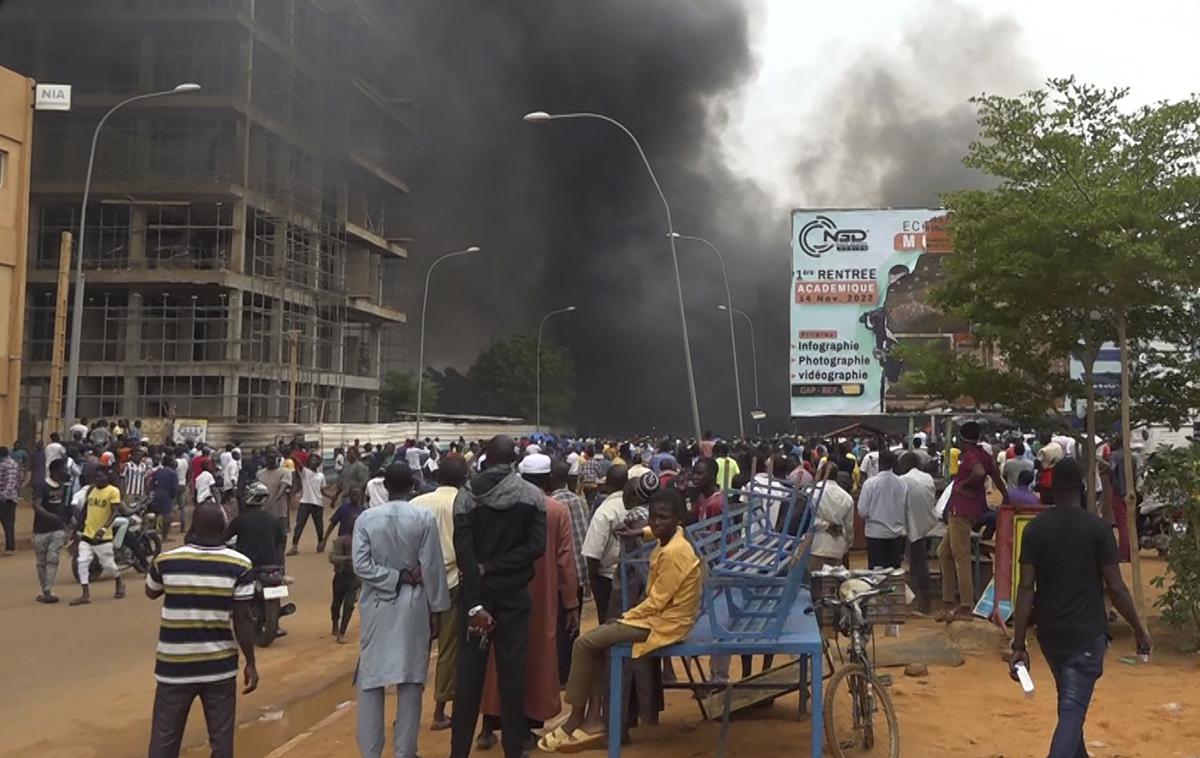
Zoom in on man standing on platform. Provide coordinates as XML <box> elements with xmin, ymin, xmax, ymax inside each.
<box><xmin>856</xmin><ymin>450</ymin><xmax>908</xmax><ymax>569</ymax></box>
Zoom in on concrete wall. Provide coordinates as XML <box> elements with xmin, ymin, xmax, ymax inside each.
<box><xmin>0</xmin><ymin>66</ymin><xmax>32</xmax><ymax>445</ymax></box>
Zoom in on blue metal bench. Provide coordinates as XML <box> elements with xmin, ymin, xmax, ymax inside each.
<box><xmin>608</xmin><ymin>481</ymin><xmax>826</xmax><ymax>756</ymax></box>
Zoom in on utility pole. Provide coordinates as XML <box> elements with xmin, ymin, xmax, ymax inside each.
<box><xmin>46</xmin><ymin>232</ymin><xmax>72</xmax><ymax>433</ymax></box>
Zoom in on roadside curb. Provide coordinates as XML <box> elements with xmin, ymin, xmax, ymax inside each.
<box><xmin>263</xmin><ymin>699</ymin><xmax>356</xmax><ymax>758</ymax></box>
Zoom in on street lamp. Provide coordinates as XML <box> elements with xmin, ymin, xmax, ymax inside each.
<box><xmin>523</xmin><ymin>110</ymin><xmax>703</xmax><ymax>441</ymax></box>
<box><xmin>415</xmin><ymin>245</ymin><xmax>481</xmax><ymax>438</ymax></box>
<box><xmin>674</xmin><ymin>233</ymin><xmax>743</xmax><ymax>438</ymax></box>
<box><xmin>536</xmin><ymin>306</ymin><xmax>576</xmax><ymax>431</ymax></box>
<box><xmin>718</xmin><ymin>304</ymin><xmax>761</xmax><ymax>435</ymax></box>
<box><xmin>64</xmin><ymin>82</ymin><xmax>202</xmax><ymax>427</ymax></box>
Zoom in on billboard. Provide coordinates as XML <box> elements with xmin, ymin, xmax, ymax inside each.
<box><xmin>790</xmin><ymin>208</ymin><xmax>950</xmax><ymax>417</ymax></box>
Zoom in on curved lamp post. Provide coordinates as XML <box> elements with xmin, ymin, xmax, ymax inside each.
<box><xmin>719</xmin><ymin>304</ymin><xmax>760</xmax><ymax>435</ymax></box>
<box><xmin>415</xmin><ymin>245</ymin><xmax>481</xmax><ymax>438</ymax></box>
<box><xmin>64</xmin><ymin>83</ymin><xmax>202</xmax><ymax>426</ymax></box>
<box><xmin>523</xmin><ymin>110</ymin><xmax>702</xmax><ymax>441</ymax></box>
<box><xmin>536</xmin><ymin>305</ymin><xmax>576</xmax><ymax>431</ymax></box>
<box><xmin>675</xmin><ymin>233</ymin><xmax>743</xmax><ymax>438</ymax></box>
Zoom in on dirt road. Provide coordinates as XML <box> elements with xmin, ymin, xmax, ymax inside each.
<box><xmin>0</xmin><ymin>536</ymin><xmax>360</xmax><ymax>758</ymax></box>
<box><xmin>273</xmin><ymin>560</ymin><xmax>1200</xmax><ymax>758</ymax></box>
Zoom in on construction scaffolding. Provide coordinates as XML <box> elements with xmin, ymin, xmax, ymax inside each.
<box><xmin>1</xmin><ymin>0</ymin><xmax>412</xmax><ymax>427</ymax></box>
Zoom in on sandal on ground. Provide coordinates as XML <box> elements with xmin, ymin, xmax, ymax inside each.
<box><xmin>933</xmin><ymin>609</ymin><xmax>953</xmax><ymax>623</ymax></box>
<box><xmin>69</xmin><ymin>596</ymin><xmax>90</xmax><ymax>606</ymax></box>
<box><xmin>537</xmin><ymin>727</ymin><xmax>605</xmax><ymax>754</ymax></box>
<box><xmin>430</xmin><ymin>717</ymin><xmax>451</xmax><ymax>731</ymax></box>
<box><xmin>114</xmin><ymin>587</ymin><xmax>126</xmax><ymax>599</ymax></box>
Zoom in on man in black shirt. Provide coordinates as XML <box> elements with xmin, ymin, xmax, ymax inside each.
<box><xmin>1010</xmin><ymin>457</ymin><xmax>1151</xmax><ymax>758</ymax></box>
<box><xmin>32</xmin><ymin>458</ymin><xmax>73</xmax><ymax>603</ymax></box>
<box><xmin>450</xmin><ymin>435</ymin><xmax>546</xmax><ymax>758</ymax></box>
<box><xmin>224</xmin><ymin>482</ymin><xmax>286</xmax><ymax>570</ymax></box>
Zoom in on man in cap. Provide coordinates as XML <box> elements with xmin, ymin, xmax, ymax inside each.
<box><xmin>474</xmin><ymin>451</ymin><xmax>580</xmax><ymax>751</ymax></box>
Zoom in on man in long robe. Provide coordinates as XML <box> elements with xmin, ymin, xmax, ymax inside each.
<box><xmin>475</xmin><ymin>453</ymin><xmax>580</xmax><ymax>749</ymax></box>
<box><xmin>353</xmin><ymin>462</ymin><xmax>450</xmax><ymax>758</ymax></box>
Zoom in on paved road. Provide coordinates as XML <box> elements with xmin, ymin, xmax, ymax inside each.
<box><xmin>0</xmin><ymin>529</ymin><xmax>359</xmax><ymax>757</ymax></box>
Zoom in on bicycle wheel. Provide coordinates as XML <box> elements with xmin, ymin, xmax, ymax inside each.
<box><xmin>823</xmin><ymin>663</ymin><xmax>900</xmax><ymax>758</ymax></box>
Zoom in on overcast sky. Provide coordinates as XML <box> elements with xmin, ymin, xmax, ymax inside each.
<box><xmin>722</xmin><ymin>0</ymin><xmax>1200</xmax><ymax>204</ymax></box>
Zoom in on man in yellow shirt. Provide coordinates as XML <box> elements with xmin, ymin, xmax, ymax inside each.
<box><xmin>714</xmin><ymin>442</ymin><xmax>740</xmax><ymax>490</ymax></box>
<box><xmin>70</xmin><ymin>469</ymin><xmax>127</xmax><ymax>605</ymax></box>
<box><xmin>538</xmin><ymin>488</ymin><xmax>701</xmax><ymax>752</ymax></box>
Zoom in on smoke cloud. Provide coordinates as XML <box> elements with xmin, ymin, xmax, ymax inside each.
<box><xmin>389</xmin><ymin>0</ymin><xmax>1040</xmax><ymax>435</ymax></box>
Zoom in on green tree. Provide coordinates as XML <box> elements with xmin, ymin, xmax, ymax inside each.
<box><xmin>938</xmin><ymin>77</ymin><xmax>1200</xmax><ymax>606</ymax></box>
<box><xmin>379</xmin><ymin>369</ymin><xmax>439</xmax><ymax>419</ymax></box>
<box><xmin>1145</xmin><ymin>445</ymin><xmax>1200</xmax><ymax>648</ymax></box>
<box><xmin>466</xmin><ymin>334</ymin><xmax>575</xmax><ymax>426</ymax></box>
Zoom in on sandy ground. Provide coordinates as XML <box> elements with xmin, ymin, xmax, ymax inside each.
<box><xmin>271</xmin><ymin>559</ymin><xmax>1200</xmax><ymax>758</ymax></box>
<box><xmin>0</xmin><ymin>523</ymin><xmax>361</xmax><ymax>758</ymax></box>
<box><xmin>3</xmin><ymin>518</ymin><xmax>1198</xmax><ymax>758</ymax></box>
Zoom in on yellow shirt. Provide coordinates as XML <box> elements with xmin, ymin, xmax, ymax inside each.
<box><xmin>82</xmin><ymin>484</ymin><xmax>122</xmax><ymax>541</ymax></box>
<box><xmin>409</xmin><ymin>485</ymin><xmax>460</xmax><ymax>590</ymax></box>
<box><xmin>715</xmin><ymin>457</ymin><xmax>740</xmax><ymax>490</ymax></box>
<box><xmin>620</xmin><ymin>527</ymin><xmax>702</xmax><ymax>658</ymax></box>
<box><xmin>949</xmin><ymin>447</ymin><xmax>961</xmax><ymax>476</ymax></box>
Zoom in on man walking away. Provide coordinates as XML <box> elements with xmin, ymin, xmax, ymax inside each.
<box><xmin>451</xmin><ymin>436</ymin><xmax>547</xmax><ymax>758</ymax></box>
<box><xmin>1107</xmin><ymin>435</ymin><xmax>1134</xmax><ymax>563</ymax></box>
<box><xmin>353</xmin><ymin>463</ymin><xmax>450</xmax><ymax>758</ymax></box>
<box><xmin>856</xmin><ymin>450</ymin><xmax>908</xmax><ymax>569</ymax></box>
<box><xmin>328</xmin><ymin>513</ymin><xmax>360</xmax><ymax>643</ymax></box>
<box><xmin>146</xmin><ymin>501</ymin><xmax>259</xmax><ymax>758</ymax></box>
<box><xmin>290</xmin><ymin>454</ymin><xmax>328</xmax><ymax>554</ymax></box>
<box><xmin>0</xmin><ymin>446</ymin><xmax>20</xmax><ymax>554</ymax></box>
<box><xmin>938</xmin><ymin>421</ymin><xmax>1006</xmax><ymax>622</ymax></box>
<box><xmin>1010</xmin><ymin>458</ymin><xmax>1150</xmax><ymax>758</ymax></box>
<box><xmin>897</xmin><ymin>453</ymin><xmax>937</xmax><ymax>613</ymax></box>
<box><xmin>255</xmin><ymin>449</ymin><xmax>292</xmax><ymax>570</ymax></box>
<box><xmin>411</xmin><ymin>454</ymin><xmax>468</xmax><ymax>730</ymax></box>
<box><xmin>33</xmin><ymin>458</ymin><xmax>73</xmax><ymax>602</ymax></box>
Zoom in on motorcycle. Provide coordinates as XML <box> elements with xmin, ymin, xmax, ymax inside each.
<box><xmin>251</xmin><ymin>565</ymin><xmax>297</xmax><ymax>647</ymax></box>
<box><xmin>70</xmin><ymin>498</ymin><xmax>163</xmax><ymax>583</ymax></box>
<box><xmin>1138</xmin><ymin>497</ymin><xmax>1181</xmax><ymax>558</ymax></box>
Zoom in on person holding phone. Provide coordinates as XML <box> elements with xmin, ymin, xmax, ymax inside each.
<box><xmin>1009</xmin><ymin>457</ymin><xmax>1151</xmax><ymax>758</ymax></box>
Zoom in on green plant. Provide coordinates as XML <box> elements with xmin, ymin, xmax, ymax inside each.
<box><xmin>1144</xmin><ymin>445</ymin><xmax>1200</xmax><ymax>646</ymax></box>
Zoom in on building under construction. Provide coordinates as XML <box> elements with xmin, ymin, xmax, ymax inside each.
<box><xmin>0</xmin><ymin>0</ymin><xmax>411</xmax><ymax>424</ymax></box>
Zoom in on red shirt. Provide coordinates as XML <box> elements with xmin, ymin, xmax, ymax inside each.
<box><xmin>947</xmin><ymin>444</ymin><xmax>999</xmax><ymax>519</ymax></box>
<box><xmin>293</xmin><ymin>449</ymin><xmax>310</xmax><ymax>469</ymax></box>
<box><xmin>694</xmin><ymin>490</ymin><xmax>726</xmax><ymax>523</ymax></box>
<box><xmin>189</xmin><ymin>454</ymin><xmax>209</xmax><ymax>486</ymax></box>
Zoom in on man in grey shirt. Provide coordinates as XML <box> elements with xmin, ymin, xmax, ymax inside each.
<box><xmin>857</xmin><ymin>450</ymin><xmax>908</xmax><ymax>569</ymax></box>
<box><xmin>898</xmin><ymin>453</ymin><xmax>938</xmax><ymax>613</ymax></box>
<box><xmin>255</xmin><ymin>449</ymin><xmax>292</xmax><ymax>566</ymax></box>
<box><xmin>1002</xmin><ymin>442</ymin><xmax>1035</xmax><ymax>489</ymax></box>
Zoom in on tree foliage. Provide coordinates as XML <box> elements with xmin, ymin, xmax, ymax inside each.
<box><xmin>465</xmin><ymin>334</ymin><xmax>575</xmax><ymax>426</ymax></box>
<box><xmin>1144</xmin><ymin>446</ymin><xmax>1200</xmax><ymax>648</ymax></box>
<box><xmin>938</xmin><ymin>77</ymin><xmax>1200</xmax><ymax>428</ymax></box>
<box><xmin>379</xmin><ymin>369</ymin><xmax>438</xmax><ymax>419</ymax></box>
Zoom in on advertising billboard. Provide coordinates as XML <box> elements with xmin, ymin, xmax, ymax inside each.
<box><xmin>790</xmin><ymin>208</ymin><xmax>950</xmax><ymax>417</ymax></box>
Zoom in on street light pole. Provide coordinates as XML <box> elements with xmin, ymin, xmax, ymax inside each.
<box><xmin>675</xmin><ymin>233</ymin><xmax>743</xmax><ymax>439</ymax></box>
<box><xmin>720</xmin><ymin>304</ymin><xmax>759</xmax><ymax>435</ymax></box>
<box><xmin>415</xmin><ymin>246</ymin><xmax>481</xmax><ymax>439</ymax></box>
<box><xmin>536</xmin><ymin>306</ymin><xmax>576</xmax><ymax>431</ymax></box>
<box><xmin>524</xmin><ymin>110</ymin><xmax>703</xmax><ymax>442</ymax></box>
<box><xmin>64</xmin><ymin>83</ymin><xmax>202</xmax><ymax>427</ymax></box>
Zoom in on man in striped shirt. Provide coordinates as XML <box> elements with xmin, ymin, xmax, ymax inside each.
<box><xmin>122</xmin><ymin>447</ymin><xmax>150</xmax><ymax>502</ymax></box>
<box><xmin>145</xmin><ymin>501</ymin><xmax>258</xmax><ymax>758</ymax></box>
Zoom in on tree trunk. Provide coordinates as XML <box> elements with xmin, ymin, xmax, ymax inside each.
<box><xmin>1082</xmin><ymin>356</ymin><xmax>1098</xmax><ymax>509</ymax></box>
<box><xmin>1116</xmin><ymin>311</ymin><xmax>1145</xmax><ymax>612</ymax></box>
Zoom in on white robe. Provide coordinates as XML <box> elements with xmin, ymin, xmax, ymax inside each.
<box><xmin>352</xmin><ymin>499</ymin><xmax>450</xmax><ymax>690</ymax></box>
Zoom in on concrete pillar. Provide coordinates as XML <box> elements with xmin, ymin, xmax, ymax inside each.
<box><xmin>122</xmin><ymin>291</ymin><xmax>143</xmax><ymax>417</ymax></box>
<box><xmin>226</xmin><ymin>289</ymin><xmax>243</xmax><ymax>362</ymax></box>
<box><xmin>229</xmin><ymin>200</ymin><xmax>247</xmax><ymax>273</ymax></box>
<box><xmin>129</xmin><ymin>205</ymin><xmax>147</xmax><ymax>268</ymax></box>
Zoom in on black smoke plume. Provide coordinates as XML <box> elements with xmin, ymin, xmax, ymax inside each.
<box><xmin>388</xmin><ymin>0</ymin><xmax>1038</xmax><ymax>435</ymax></box>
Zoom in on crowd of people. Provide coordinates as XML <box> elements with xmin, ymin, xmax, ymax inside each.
<box><xmin>0</xmin><ymin>417</ymin><xmax>1159</xmax><ymax>757</ymax></box>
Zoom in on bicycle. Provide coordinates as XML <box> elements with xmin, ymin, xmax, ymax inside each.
<box><xmin>816</xmin><ymin>569</ymin><xmax>901</xmax><ymax>758</ymax></box>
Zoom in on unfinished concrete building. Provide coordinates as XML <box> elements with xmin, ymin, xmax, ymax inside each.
<box><xmin>0</xmin><ymin>0</ymin><xmax>411</xmax><ymax>423</ymax></box>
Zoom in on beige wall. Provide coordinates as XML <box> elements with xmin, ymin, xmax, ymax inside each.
<box><xmin>0</xmin><ymin>66</ymin><xmax>32</xmax><ymax>446</ymax></box>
